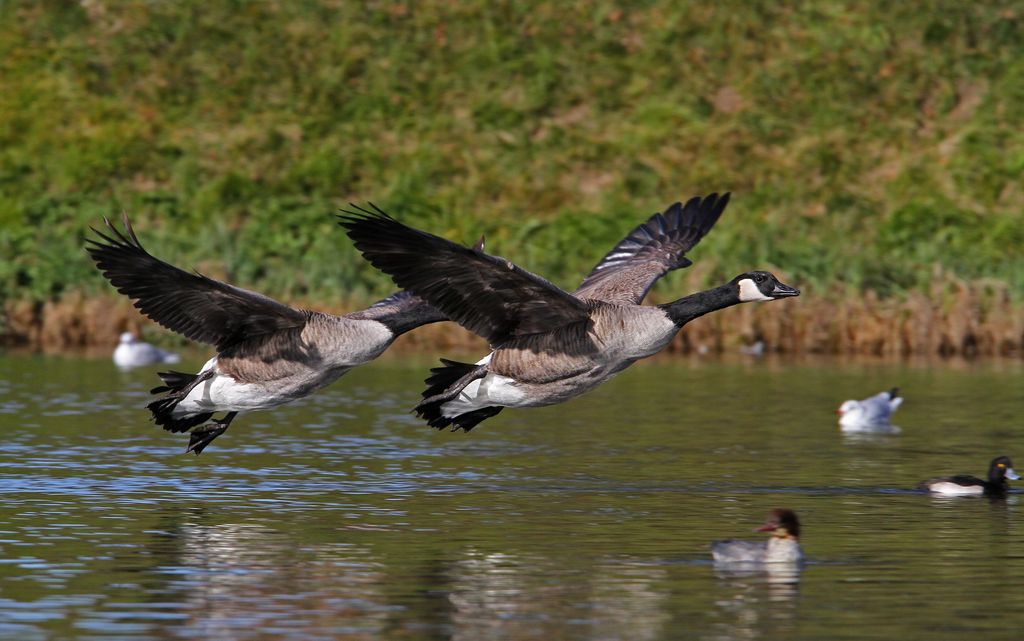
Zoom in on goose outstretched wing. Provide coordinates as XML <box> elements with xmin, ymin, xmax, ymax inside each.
<box><xmin>339</xmin><ymin>205</ymin><xmax>591</xmax><ymax>346</ymax></box>
<box><xmin>573</xmin><ymin>193</ymin><xmax>729</xmax><ymax>305</ymax></box>
<box><xmin>87</xmin><ymin>215</ymin><xmax>307</xmax><ymax>351</ymax></box>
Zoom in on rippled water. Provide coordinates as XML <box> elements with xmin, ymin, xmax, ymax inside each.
<box><xmin>0</xmin><ymin>351</ymin><xmax>1022</xmax><ymax>640</ymax></box>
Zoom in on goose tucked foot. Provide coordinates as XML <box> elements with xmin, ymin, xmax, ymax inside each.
<box><xmin>186</xmin><ymin>411</ymin><xmax>238</xmax><ymax>455</ymax></box>
<box><xmin>415</xmin><ymin>359</ymin><xmax>490</xmax><ymax>429</ymax></box>
<box><xmin>148</xmin><ymin>369</ymin><xmax>217</xmax><ymax>433</ymax></box>
<box><xmin>447</xmin><ymin>406</ymin><xmax>504</xmax><ymax>432</ymax></box>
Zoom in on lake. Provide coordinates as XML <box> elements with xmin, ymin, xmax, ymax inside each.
<box><xmin>0</xmin><ymin>351</ymin><xmax>1022</xmax><ymax>640</ymax></box>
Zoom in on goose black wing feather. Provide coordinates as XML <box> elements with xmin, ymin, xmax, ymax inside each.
<box><xmin>87</xmin><ymin>215</ymin><xmax>307</xmax><ymax>351</ymax></box>
<box><xmin>338</xmin><ymin>204</ymin><xmax>590</xmax><ymax>345</ymax></box>
<box><xmin>574</xmin><ymin>193</ymin><xmax>729</xmax><ymax>304</ymax></box>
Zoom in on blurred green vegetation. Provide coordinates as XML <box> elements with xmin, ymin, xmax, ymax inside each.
<box><xmin>1</xmin><ymin>0</ymin><xmax>1022</xmax><ymax>315</ymax></box>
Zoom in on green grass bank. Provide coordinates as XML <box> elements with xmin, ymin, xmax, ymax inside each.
<box><xmin>1</xmin><ymin>1</ymin><xmax>1022</xmax><ymax>353</ymax></box>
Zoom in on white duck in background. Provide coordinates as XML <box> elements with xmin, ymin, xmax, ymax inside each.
<box><xmin>711</xmin><ymin>509</ymin><xmax>805</xmax><ymax>565</ymax></box>
<box><xmin>836</xmin><ymin>387</ymin><xmax>902</xmax><ymax>433</ymax></box>
<box><xmin>113</xmin><ymin>332</ymin><xmax>181</xmax><ymax>369</ymax></box>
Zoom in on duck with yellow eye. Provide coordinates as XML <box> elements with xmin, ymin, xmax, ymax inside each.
<box><xmin>918</xmin><ymin>455</ymin><xmax>1021</xmax><ymax>497</ymax></box>
<box><xmin>711</xmin><ymin>509</ymin><xmax>805</xmax><ymax>564</ymax></box>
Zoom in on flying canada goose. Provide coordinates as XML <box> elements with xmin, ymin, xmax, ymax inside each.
<box><xmin>113</xmin><ymin>331</ymin><xmax>180</xmax><ymax>369</ymax></box>
<box><xmin>711</xmin><ymin>509</ymin><xmax>805</xmax><ymax>565</ymax></box>
<box><xmin>339</xmin><ymin>194</ymin><xmax>800</xmax><ymax>431</ymax></box>
<box><xmin>836</xmin><ymin>387</ymin><xmax>903</xmax><ymax>433</ymax></box>
<box><xmin>87</xmin><ymin>215</ymin><xmax>446</xmax><ymax>454</ymax></box>
<box><xmin>918</xmin><ymin>456</ymin><xmax>1020</xmax><ymax>497</ymax></box>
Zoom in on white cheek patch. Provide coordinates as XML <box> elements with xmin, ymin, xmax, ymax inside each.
<box><xmin>738</xmin><ymin>278</ymin><xmax>773</xmax><ymax>302</ymax></box>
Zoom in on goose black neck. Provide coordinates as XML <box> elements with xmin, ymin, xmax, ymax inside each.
<box><xmin>659</xmin><ymin>282</ymin><xmax>740</xmax><ymax>327</ymax></box>
<box><xmin>348</xmin><ymin>298</ymin><xmax>447</xmax><ymax>336</ymax></box>
<box><xmin>377</xmin><ymin>305</ymin><xmax>447</xmax><ymax>336</ymax></box>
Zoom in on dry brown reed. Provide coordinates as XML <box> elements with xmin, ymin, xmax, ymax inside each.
<box><xmin>3</xmin><ymin>279</ymin><xmax>1022</xmax><ymax>358</ymax></box>
<box><xmin>3</xmin><ymin>293</ymin><xmax>143</xmax><ymax>352</ymax></box>
<box><xmin>667</xmin><ymin>276</ymin><xmax>1024</xmax><ymax>358</ymax></box>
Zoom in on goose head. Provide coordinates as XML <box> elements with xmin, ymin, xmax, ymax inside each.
<box><xmin>732</xmin><ymin>271</ymin><xmax>800</xmax><ymax>302</ymax></box>
<box><xmin>756</xmin><ymin>508</ymin><xmax>801</xmax><ymax>539</ymax></box>
<box><xmin>660</xmin><ymin>271</ymin><xmax>800</xmax><ymax>327</ymax></box>
<box><xmin>119</xmin><ymin>332</ymin><xmax>138</xmax><ymax>345</ymax></box>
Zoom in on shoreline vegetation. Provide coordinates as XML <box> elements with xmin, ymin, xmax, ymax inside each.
<box><xmin>5</xmin><ymin>275</ymin><xmax>1022</xmax><ymax>357</ymax></box>
<box><xmin>2</xmin><ymin>2</ymin><xmax>1023</xmax><ymax>356</ymax></box>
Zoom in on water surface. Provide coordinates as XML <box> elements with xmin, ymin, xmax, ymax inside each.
<box><xmin>0</xmin><ymin>352</ymin><xmax>1022</xmax><ymax>640</ymax></box>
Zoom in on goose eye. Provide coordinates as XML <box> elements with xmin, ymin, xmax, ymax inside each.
<box><xmin>754</xmin><ymin>274</ymin><xmax>765</xmax><ymax>283</ymax></box>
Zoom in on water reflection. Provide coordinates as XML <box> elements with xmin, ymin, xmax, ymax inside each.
<box><xmin>709</xmin><ymin>565</ymin><xmax>800</xmax><ymax>641</ymax></box>
<box><xmin>125</xmin><ymin>511</ymin><xmax>394</xmax><ymax>640</ymax></box>
<box><xmin>1</xmin><ymin>354</ymin><xmax>1024</xmax><ymax>640</ymax></box>
<box><xmin>585</xmin><ymin>561</ymin><xmax>670</xmax><ymax>641</ymax></box>
<box><xmin>447</xmin><ymin>551</ymin><xmax>549</xmax><ymax>639</ymax></box>
<box><xmin>117</xmin><ymin>520</ymin><xmax>684</xmax><ymax>640</ymax></box>
<box><xmin>446</xmin><ymin>552</ymin><xmax>675</xmax><ymax>640</ymax></box>
<box><xmin>840</xmin><ymin>430</ymin><xmax>902</xmax><ymax>445</ymax></box>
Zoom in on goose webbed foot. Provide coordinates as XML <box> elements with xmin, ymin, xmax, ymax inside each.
<box><xmin>186</xmin><ymin>411</ymin><xmax>238</xmax><ymax>455</ymax></box>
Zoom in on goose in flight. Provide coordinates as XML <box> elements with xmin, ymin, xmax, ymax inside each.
<box><xmin>339</xmin><ymin>194</ymin><xmax>799</xmax><ymax>431</ymax></box>
<box><xmin>88</xmin><ymin>215</ymin><xmax>446</xmax><ymax>453</ymax></box>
